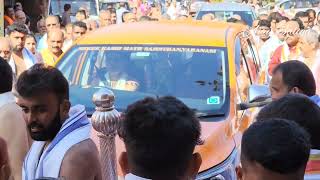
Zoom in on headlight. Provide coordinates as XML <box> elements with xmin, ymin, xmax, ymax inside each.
<box><xmin>196</xmin><ymin>148</ymin><xmax>239</xmax><ymax>180</ymax></box>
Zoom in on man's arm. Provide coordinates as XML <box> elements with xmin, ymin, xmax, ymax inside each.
<box><xmin>0</xmin><ymin>104</ymin><xmax>30</xmax><ymax>180</ymax></box>
<box><xmin>60</xmin><ymin>139</ymin><xmax>102</xmax><ymax>180</ymax></box>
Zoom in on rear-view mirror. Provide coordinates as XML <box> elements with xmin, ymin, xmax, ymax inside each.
<box><xmin>248</xmin><ymin>84</ymin><xmax>270</xmax><ymax>103</ymax></box>
<box><xmin>237</xmin><ymin>85</ymin><xmax>271</xmax><ymax>111</ymax></box>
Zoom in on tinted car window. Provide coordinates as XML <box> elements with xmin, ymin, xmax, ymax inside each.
<box><xmin>197</xmin><ymin>11</ymin><xmax>255</xmax><ymax>26</ymax></box>
<box><xmin>50</xmin><ymin>0</ymin><xmax>98</xmax><ymax>16</ymax></box>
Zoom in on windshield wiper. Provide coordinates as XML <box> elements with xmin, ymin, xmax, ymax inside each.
<box><xmin>195</xmin><ymin>112</ymin><xmax>225</xmax><ymax>118</ymax></box>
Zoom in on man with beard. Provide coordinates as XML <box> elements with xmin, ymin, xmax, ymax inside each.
<box><xmin>40</xmin><ymin>29</ymin><xmax>64</xmax><ymax>66</ymax></box>
<box><xmin>7</xmin><ymin>22</ymin><xmax>36</xmax><ymax>77</ymax></box>
<box><xmin>0</xmin><ymin>58</ymin><xmax>30</xmax><ymax>180</ymax></box>
<box><xmin>268</xmin><ymin>20</ymin><xmax>302</xmax><ymax>75</ymax></box>
<box><xmin>16</xmin><ymin>64</ymin><xmax>102</xmax><ymax>180</ymax></box>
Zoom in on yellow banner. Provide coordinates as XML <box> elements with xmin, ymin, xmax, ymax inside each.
<box><xmin>0</xmin><ymin>0</ymin><xmax>3</xmax><ymax>37</ymax></box>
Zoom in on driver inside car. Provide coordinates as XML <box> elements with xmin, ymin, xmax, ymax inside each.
<box><xmin>102</xmin><ymin>52</ymin><xmax>139</xmax><ymax>91</ymax></box>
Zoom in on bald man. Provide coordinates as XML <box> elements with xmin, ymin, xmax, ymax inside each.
<box><xmin>15</xmin><ymin>10</ymin><xmax>26</xmax><ymax>24</ymax></box>
<box><xmin>0</xmin><ymin>37</ymin><xmax>13</xmax><ymax>62</ymax></box>
<box><xmin>99</xmin><ymin>10</ymin><xmax>112</xmax><ymax>27</ymax></box>
<box><xmin>40</xmin><ymin>29</ymin><xmax>64</xmax><ymax>66</ymax></box>
<box><xmin>37</xmin><ymin>16</ymin><xmax>61</xmax><ymax>51</ymax></box>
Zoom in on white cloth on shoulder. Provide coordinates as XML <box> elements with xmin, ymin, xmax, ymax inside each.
<box><xmin>22</xmin><ymin>105</ymin><xmax>91</xmax><ymax>180</ymax></box>
<box><xmin>8</xmin><ymin>48</ymin><xmax>36</xmax><ymax>74</ymax></box>
<box><xmin>125</xmin><ymin>173</ymin><xmax>151</xmax><ymax>180</ymax></box>
<box><xmin>0</xmin><ymin>92</ymin><xmax>15</xmax><ymax>108</ymax></box>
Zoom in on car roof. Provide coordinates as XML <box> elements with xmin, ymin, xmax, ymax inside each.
<box><xmin>76</xmin><ymin>21</ymin><xmax>246</xmax><ymax>47</ymax></box>
<box><xmin>199</xmin><ymin>2</ymin><xmax>254</xmax><ymax>12</ymax></box>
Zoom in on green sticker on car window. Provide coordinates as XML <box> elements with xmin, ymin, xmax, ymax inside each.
<box><xmin>207</xmin><ymin>96</ymin><xmax>220</xmax><ymax>105</ymax></box>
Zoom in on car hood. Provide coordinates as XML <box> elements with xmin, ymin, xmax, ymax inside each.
<box><xmin>69</xmin><ymin>85</ymin><xmax>157</xmax><ymax>114</ymax></box>
<box><xmin>79</xmin><ymin>86</ymin><xmax>236</xmax><ymax>175</ymax></box>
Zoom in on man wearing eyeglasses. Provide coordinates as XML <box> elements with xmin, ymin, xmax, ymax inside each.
<box><xmin>268</xmin><ymin>20</ymin><xmax>302</xmax><ymax>75</ymax></box>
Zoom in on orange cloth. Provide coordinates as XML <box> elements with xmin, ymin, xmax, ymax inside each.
<box><xmin>4</xmin><ymin>15</ymin><xmax>14</xmax><ymax>26</ymax></box>
<box><xmin>268</xmin><ymin>45</ymin><xmax>300</xmax><ymax>75</ymax></box>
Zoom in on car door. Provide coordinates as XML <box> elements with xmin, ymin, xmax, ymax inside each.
<box><xmin>236</xmin><ymin>32</ymin><xmax>259</xmax><ymax>102</ymax></box>
<box><xmin>235</xmin><ymin>31</ymin><xmax>264</xmax><ymax>132</ymax></box>
<box><xmin>235</xmin><ymin>33</ymin><xmax>255</xmax><ymax>133</ymax></box>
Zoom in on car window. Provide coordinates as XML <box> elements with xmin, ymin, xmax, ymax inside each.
<box><xmin>58</xmin><ymin>48</ymin><xmax>85</xmax><ymax>84</ymax></box>
<box><xmin>240</xmin><ymin>36</ymin><xmax>257</xmax><ymax>84</ymax></box>
<box><xmin>295</xmin><ymin>0</ymin><xmax>319</xmax><ymax>8</ymax></box>
<box><xmin>246</xmin><ymin>38</ymin><xmax>259</xmax><ymax>74</ymax></box>
<box><xmin>281</xmin><ymin>1</ymin><xmax>293</xmax><ymax>9</ymax></box>
<box><xmin>237</xmin><ymin>36</ymin><xmax>251</xmax><ymax>102</ymax></box>
<box><xmin>281</xmin><ymin>0</ymin><xmax>320</xmax><ymax>9</ymax></box>
<box><xmin>100</xmin><ymin>2</ymin><xmax>130</xmax><ymax>10</ymax></box>
<box><xmin>49</xmin><ymin>0</ymin><xmax>98</xmax><ymax>16</ymax></box>
<box><xmin>196</xmin><ymin>10</ymin><xmax>255</xmax><ymax>26</ymax></box>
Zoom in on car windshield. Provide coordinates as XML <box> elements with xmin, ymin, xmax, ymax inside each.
<box><xmin>280</xmin><ymin>0</ymin><xmax>319</xmax><ymax>9</ymax></box>
<box><xmin>49</xmin><ymin>0</ymin><xmax>98</xmax><ymax>16</ymax></box>
<box><xmin>100</xmin><ymin>2</ymin><xmax>129</xmax><ymax>10</ymax></box>
<box><xmin>294</xmin><ymin>0</ymin><xmax>319</xmax><ymax>8</ymax></box>
<box><xmin>57</xmin><ymin>45</ymin><xmax>228</xmax><ymax>115</ymax></box>
<box><xmin>197</xmin><ymin>11</ymin><xmax>255</xmax><ymax>26</ymax></box>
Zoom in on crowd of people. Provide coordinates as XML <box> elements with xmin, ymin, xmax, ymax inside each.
<box><xmin>251</xmin><ymin>10</ymin><xmax>320</xmax><ymax>87</ymax></box>
<box><xmin>1</xmin><ymin>1</ymin><xmax>320</xmax><ymax>180</ymax></box>
<box><xmin>1</xmin><ymin>0</ymin><xmax>198</xmax><ymax>80</ymax></box>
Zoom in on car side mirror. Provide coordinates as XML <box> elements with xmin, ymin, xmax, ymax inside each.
<box><xmin>248</xmin><ymin>84</ymin><xmax>270</xmax><ymax>103</ymax></box>
<box><xmin>237</xmin><ymin>85</ymin><xmax>271</xmax><ymax>111</ymax></box>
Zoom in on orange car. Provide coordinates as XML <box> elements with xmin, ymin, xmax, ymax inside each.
<box><xmin>55</xmin><ymin>21</ymin><xmax>268</xmax><ymax>179</ymax></box>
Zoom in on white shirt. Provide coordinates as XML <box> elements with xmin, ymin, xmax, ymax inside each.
<box><xmin>0</xmin><ymin>92</ymin><xmax>15</xmax><ymax>108</ymax></box>
<box><xmin>167</xmin><ymin>5</ymin><xmax>177</xmax><ymax>20</ymax></box>
<box><xmin>116</xmin><ymin>7</ymin><xmax>128</xmax><ymax>24</ymax></box>
<box><xmin>125</xmin><ymin>173</ymin><xmax>151</xmax><ymax>180</ymax></box>
<box><xmin>62</xmin><ymin>40</ymin><xmax>73</xmax><ymax>52</ymax></box>
<box><xmin>258</xmin><ymin>36</ymin><xmax>282</xmax><ymax>70</ymax></box>
<box><xmin>8</xmin><ymin>56</ymin><xmax>16</xmax><ymax>74</ymax></box>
